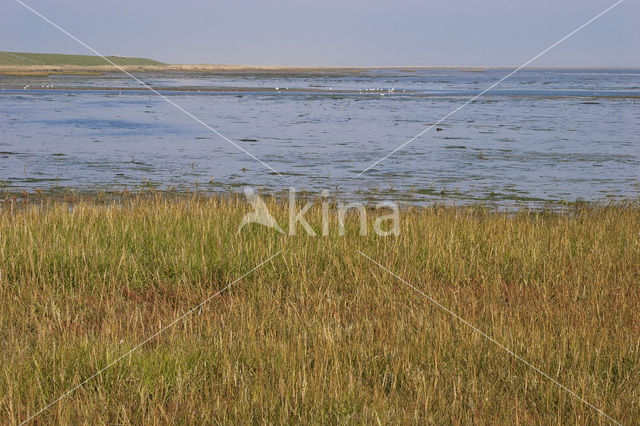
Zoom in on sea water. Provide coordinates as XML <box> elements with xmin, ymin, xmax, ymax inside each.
<box><xmin>1</xmin><ymin>68</ymin><xmax>639</xmax><ymax>207</ymax></box>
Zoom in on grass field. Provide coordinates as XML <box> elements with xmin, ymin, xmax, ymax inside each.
<box><xmin>0</xmin><ymin>51</ymin><xmax>165</xmax><ymax>67</ymax></box>
<box><xmin>1</xmin><ymin>194</ymin><xmax>638</xmax><ymax>424</ymax></box>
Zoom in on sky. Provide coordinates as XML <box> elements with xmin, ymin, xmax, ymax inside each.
<box><xmin>2</xmin><ymin>0</ymin><xmax>639</xmax><ymax>67</ymax></box>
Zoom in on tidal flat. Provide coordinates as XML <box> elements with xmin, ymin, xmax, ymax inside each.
<box><xmin>2</xmin><ymin>68</ymin><xmax>639</xmax><ymax>208</ymax></box>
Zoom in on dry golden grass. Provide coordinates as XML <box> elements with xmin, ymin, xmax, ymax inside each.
<box><xmin>1</xmin><ymin>194</ymin><xmax>638</xmax><ymax>424</ymax></box>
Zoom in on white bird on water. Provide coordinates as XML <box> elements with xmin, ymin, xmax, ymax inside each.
<box><xmin>23</xmin><ymin>84</ymin><xmax>29</xmax><ymax>90</ymax></box>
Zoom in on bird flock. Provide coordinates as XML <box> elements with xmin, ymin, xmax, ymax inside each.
<box><xmin>21</xmin><ymin>82</ymin><xmax>54</xmax><ymax>90</ymax></box>
<box><xmin>16</xmin><ymin>81</ymin><xmax>407</xmax><ymax>96</ymax></box>
<box><xmin>358</xmin><ymin>87</ymin><xmax>406</xmax><ymax>96</ymax></box>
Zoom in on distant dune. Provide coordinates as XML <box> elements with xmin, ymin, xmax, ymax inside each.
<box><xmin>0</xmin><ymin>51</ymin><xmax>165</xmax><ymax>67</ymax></box>
<box><xmin>0</xmin><ymin>51</ymin><xmax>169</xmax><ymax>75</ymax></box>
<box><xmin>0</xmin><ymin>52</ymin><xmax>364</xmax><ymax>76</ymax></box>
<box><xmin>0</xmin><ymin>51</ymin><xmax>489</xmax><ymax>76</ymax></box>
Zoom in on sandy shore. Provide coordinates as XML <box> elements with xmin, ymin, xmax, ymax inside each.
<box><xmin>0</xmin><ymin>64</ymin><xmax>379</xmax><ymax>76</ymax></box>
<box><xmin>0</xmin><ymin>63</ymin><xmax>495</xmax><ymax>77</ymax></box>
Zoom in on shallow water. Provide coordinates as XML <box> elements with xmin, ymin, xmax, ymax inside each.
<box><xmin>1</xmin><ymin>68</ymin><xmax>639</xmax><ymax>206</ymax></box>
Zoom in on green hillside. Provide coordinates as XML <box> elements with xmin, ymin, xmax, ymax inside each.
<box><xmin>0</xmin><ymin>51</ymin><xmax>166</xmax><ymax>66</ymax></box>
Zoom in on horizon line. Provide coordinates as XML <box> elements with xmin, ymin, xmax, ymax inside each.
<box><xmin>2</xmin><ymin>51</ymin><xmax>640</xmax><ymax>70</ymax></box>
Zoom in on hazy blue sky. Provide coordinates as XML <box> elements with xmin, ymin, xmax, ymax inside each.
<box><xmin>2</xmin><ymin>0</ymin><xmax>638</xmax><ymax>67</ymax></box>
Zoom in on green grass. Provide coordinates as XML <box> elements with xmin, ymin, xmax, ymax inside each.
<box><xmin>1</xmin><ymin>194</ymin><xmax>638</xmax><ymax>424</ymax></box>
<box><xmin>0</xmin><ymin>51</ymin><xmax>165</xmax><ymax>67</ymax></box>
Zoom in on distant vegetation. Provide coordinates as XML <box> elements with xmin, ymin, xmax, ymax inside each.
<box><xmin>0</xmin><ymin>51</ymin><xmax>165</xmax><ymax>67</ymax></box>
